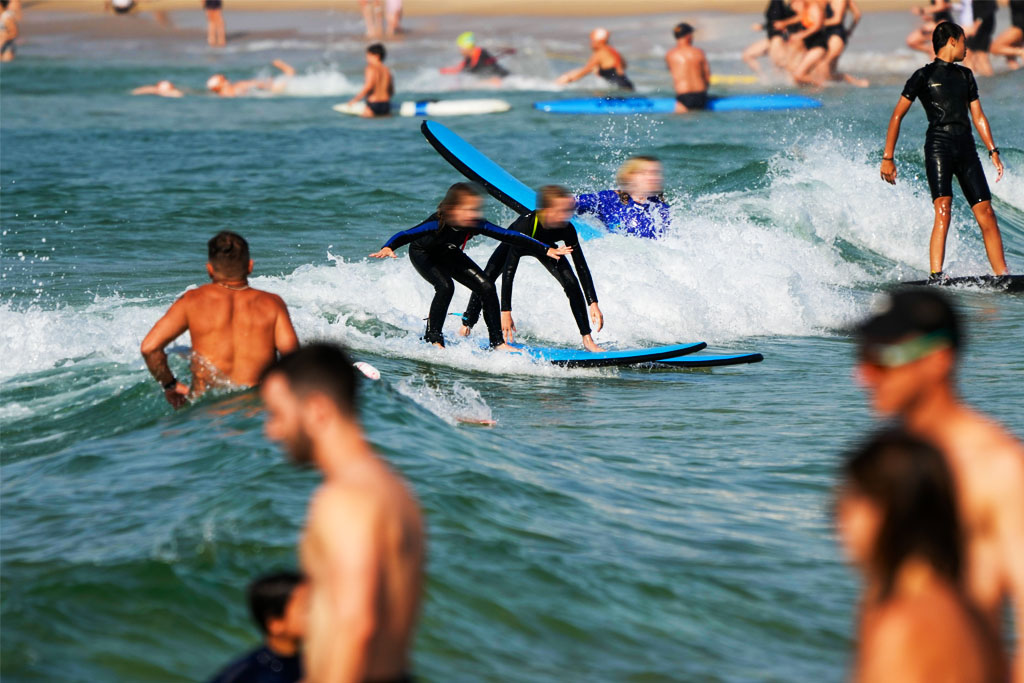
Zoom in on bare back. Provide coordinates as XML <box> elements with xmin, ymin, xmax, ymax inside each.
<box><xmin>301</xmin><ymin>459</ymin><xmax>425</xmax><ymax>682</ymax></box>
<box><xmin>366</xmin><ymin>62</ymin><xmax>393</xmax><ymax>103</ymax></box>
<box><xmin>182</xmin><ymin>284</ymin><xmax>295</xmax><ymax>390</ymax></box>
<box><xmin>594</xmin><ymin>45</ymin><xmax>625</xmax><ymax>73</ymax></box>
<box><xmin>666</xmin><ymin>43</ymin><xmax>710</xmax><ymax>94</ymax></box>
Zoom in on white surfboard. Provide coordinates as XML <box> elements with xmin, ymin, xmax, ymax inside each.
<box><xmin>332</xmin><ymin>102</ymin><xmax>368</xmax><ymax>116</ymax></box>
<box><xmin>399</xmin><ymin>99</ymin><xmax>511</xmax><ymax>117</ymax></box>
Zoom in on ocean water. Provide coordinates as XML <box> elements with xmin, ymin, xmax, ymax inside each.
<box><xmin>2</xmin><ymin>8</ymin><xmax>1023</xmax><ymax>682</ymax></box>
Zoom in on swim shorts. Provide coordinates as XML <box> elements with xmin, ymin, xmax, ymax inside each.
<box><xmin>803</xmin><ymin>30</ymin><xmax>829</xmax><ymax>50</ymax></box>
<box><xmin>204</xmin><ymin>0</ymin><xmax>223</xmax><ymax>10</ymax></box>
<box><xmin>924</xmin><ymin>130</ymin><xmax>991</xmax><ymax>205</ymax></box>
<box><xmin>1011</xmin><ymin>0</ymin><xmax>1024</xmax><ymax>30</ymax></box>
<box><xmin>967</xmin><ymin>1</ymin><xmax>996</xmax><ymax>51</ymax></box>
<box><xmin>825</xmin><ymin>23</ymin><xmax>847</xmax><ymax>44</ymax></box>
<box><xmin>676</xmin><ymin>92</ymin><xmax>709</xmax><ymax>110</ymax></box>
<box><xmin>367</xmin><ymin>100</ymin><xmax>392</xmax><ymax>116</ymax></box>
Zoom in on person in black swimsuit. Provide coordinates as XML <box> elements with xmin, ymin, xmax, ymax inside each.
<box><xmin>741</xmin><ymin>0</ymin><xmax>796</xmax><ymax>73</ymax></box>
<box><xmin>990</xmin><ymin>0</ymin><xmax>1024</xmax><ymax>68</ymax></box>
<box><xmin>370</xmin><ymin>183</ymin><xmax>570</xmax><ymax>350</ymax></box>
<box><xmin>965</xmin><ymin>0</ymin><xmax>997</xmax><ymax>75</ymax></box>
<box><xmin>459</xmin><ymin>186</ymin><xmax>605</xmax><ymax>352</ymax></box>
<box><xmin>880</xmin><ymin>22</ymin><xmax>1008</xmax><ymax>279</ymax></box>
<box><xmin>204</xmin><ymin>0</ymin><xmax>226</xmax><ymax>48</ymax></box>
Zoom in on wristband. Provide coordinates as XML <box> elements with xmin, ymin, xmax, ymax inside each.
<box><xmin>882</xmin><ymin>157</ymin><xmax>893</xmax><ymax>161</ymax></box>
<box><xmin>163</xmin><ymin>378</ymin><xmax>178</xmax><ymax>390</ymax></box>
<box><xmin>988</xmin><ymin>147</ymin><xmax>999</xmax><ymax>157</ymax></box>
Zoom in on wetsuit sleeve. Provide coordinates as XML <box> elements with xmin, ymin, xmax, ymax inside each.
<box><xmin>966</xmin><ymin>69</ymin><xmax>979</xmax><ymax>102</ymax></box>
<box><xmin>476</xmin><ymin>221</ymin><xmax>549</xmax><ymax>258</ymax></box>
<box><xmin>500</xmin><ymin>247</ymin><xmax>522</xmax><ymax>311</ymax></box>
<box><xmin>567</xmin><ymin>230</ymin><xmax>598</xmax><ymax>305</ymax></box>
<box><xmin>900</xmin><ymin>67</ymin><xmax>925</xmax><ymax>102</ymax></box>
<box><xmin>575</xmin><ymin>193</ymin><xmax>599</xmax><ymax>216</ymax></box>
<box><xmin>383</xmin><ymin>218</ymin><xmax>438</xmax><ymax>251</ymax></box>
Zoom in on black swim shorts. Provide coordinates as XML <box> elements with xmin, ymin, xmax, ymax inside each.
<box><xmin>367</xmin><ymin>100</ymin><xmax>392</xmax><ymax>116</ymax></box>
<box><xmin>676</xmin><ymin>92</ymin><xmax>709</xmax><ymax>110</ymax></box>
<box><xmin>925</xmin><ymin>130</ymin><xmax>992</xmax><ymax>205</ymax></box>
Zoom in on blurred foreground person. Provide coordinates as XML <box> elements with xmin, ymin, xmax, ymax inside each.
<box><xmin>261</xmin><ymin>344</ymin><xmax>425</xmax><ymax>683</ymax></box>
<box><xmin>837</xmin><ymin>430</ymin><xmax>1006</xmax><ymax>682</ymax></box>
<box><xmin>855</xmin><ymin>289</ymin><xmax>1024</xmax><ymax>681</ymax></box>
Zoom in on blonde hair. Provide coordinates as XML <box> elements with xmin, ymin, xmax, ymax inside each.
<box><xmin>615</xmin><ymin>156</ymin><xmax>662</xmax><ymax>203</ymax></box>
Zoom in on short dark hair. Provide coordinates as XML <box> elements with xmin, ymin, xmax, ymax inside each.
<box><xmin>248</xmin><ymin>571</ymin><xmax>303</xmax><ymax>634</ymax></box>
<box><xmin>263</xmin><ymin>342</ymin><xmax>359</xmax><ymax>416</ymax></box>
<box><xmin>673</xmin><ymin>22</ymin><xmax>694</xmax><ymax>39</ymax></box>
<box><xmin>537</xmin><ymin>184</ymin><xmax>573</xmax><ymax>210</ymax></box>
<box><xmin>367</xmin><ymin>43</ymin><xmax>386</xmax><ymax>61</ymax></box>
<box><xmin>932</xmin><ymin>21</ymin><xmax>964</xmax><ymax>53</ymax></box>
<box><xmin>207</xmin><ymin>231</ymin><xmax>250</xmax><ymax>279</ymax></box>
<box><xmin>841</xmin><ymin>429</ymin><xmax>962</xmax><ymax>601</ymax></box>
<box><xmin>855</xmin><ymin>288</ymin><xmax>962</xmax><ymax>355</ymax></box>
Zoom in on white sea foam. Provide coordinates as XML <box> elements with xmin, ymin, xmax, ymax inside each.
<box><xmin>395</xmin><ymin>376</ymin><xmax>495</xmax><ymax>426</ymax></box>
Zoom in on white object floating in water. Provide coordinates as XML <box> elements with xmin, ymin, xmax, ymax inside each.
<box><xmin>353</xmin><ymin>361</ymin><xmax>381</xmax><ymax>380</ymax></box>
<box><xmin>332</xmin><ymin>99</ymin><xmax>511</xmax><ymax>117</ymax></box>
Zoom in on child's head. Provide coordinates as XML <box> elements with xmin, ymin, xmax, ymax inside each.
<box><xmin>248</xmin><ymin>571</ymin><xmax>306</xmax><ymax>645</ymax></box>
<box><xmin>367</xmin><ymin>43</ymin><xmax>386</xmax><ymax>62</ymax></box>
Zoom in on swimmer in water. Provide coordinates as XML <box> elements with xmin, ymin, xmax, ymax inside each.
<box><xmin>345</xmin><ymin>43</ymin><xmax>393</xmax><ymax>118</ymax></box>
<box><xmin>458</xmin><ymin>185</ymin><xmax>605</xmax><ymax>353</ymax></box>
<box><xmin>880</xmin><ymin>22</ymin><xmax>1008</xmax><ymax>279</ymax></box>
<box><xmin>742</xmin><ymin>0</ymin><xmax>797</xmax><ymax>74</ymax></box>
<box><xmin>206</xmin><ymin>59</ymin><xmax>295</xmax><ymax>98</ymax></box>
<box><xmin>140</xmin><ymin>231</ymin><xmax>299</xmax><ymax>408</ymax></box>
<box><xmin>836</xmin><ymin>430</ymin><xmax>1006</xmax><ymax>682</ymax></box>
<box><xmin>555</xmin><ymin>28</ymin><xmax>634</xmax><ymax>91</ymax></box>
<box><xmin>575</xmin><ymin>156</ymin><xmax>670</xmax><ymax>239</ymax></box>
<box><xmin>990</xmin><ymin>0</ymin><xmax>1024</xmax><ymax>69</ymax></box>
<box><xmin>440</xmin><ymin>31</ymin><xmax>510</xmax><ymax>82</ymax></box>
<box><xmin>665</xmin><ymin>23</ymin><xmax>710</xmax><ymax>113</ymax></box>
<box><xmin>964</xmin><ymin>0</ymin><xmax>997</xmax><ymax>76</ymax></box>
<box><xmin>369</xmin><ymin>183</ymin><xmax>570</xmax><ymax>351</ymax></box>
<box><xmin>906</xmin><ymin>0</ymin><xmax>953</xmax><ymax>56</ymax></box>
<box><xmin>131</xmin><ymin>80</ymin><xmax>185</xmax><ymax>98</ymax></box>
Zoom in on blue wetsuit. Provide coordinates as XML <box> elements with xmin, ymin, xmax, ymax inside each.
<box><xmin>382</xmin><ymin>213</ymin><xmax>549</xmax><ymax>347</ymax></box>
<box><xmin>574</xmin><ymin>190</ymin><xmax>671</xmax><ymax>239</ymax></box>
<box><xmin>207</xmin><ymin>646</ymin><xmax>301</xmax><ymax>683</ymax></box>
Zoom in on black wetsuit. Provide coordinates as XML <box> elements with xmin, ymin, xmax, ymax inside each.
<box><xmin>463</xmin><ymin>48</ymin><xmax>509</xmax><ymax>78</ymax></box>
<box><xmin>901</xmin><ymin>59</ymin><xmax>991</xmax><ymax>205</ymax></box>
<box><xmin>1011</xmin><ymin>0</ymin><xmax>1024</xmax><ymax>30</ymax></box>
<box><xmin>598</xmin><ymin>67</ymin><xmax>635</xmax><ymax>91</ymax></box>
<box><xmin>968</xmin><ymin>0</ymin><xmax>997</xmax><ymax>52</ymax></box>
<box><xmin>462</xmin><ymin>212</ymin><xmax>598</xmax><ymax>336</ymax></box>
<box><xmin>382</xmin><ymin>213</ymin><xmax>549</xmax><ymax>347</ymax></box>
<box><xmin>207</xmin><ymin>646</ymin><xmax>301</xmax><ymax>683</ymax></box>
<box><xmin>766</xmin><ymin>0</ymin><xmax>796</xmax><ymax>38</ymax></box>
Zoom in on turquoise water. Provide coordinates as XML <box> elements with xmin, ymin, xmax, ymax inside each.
<box><xmin>2</xmin><ymin>9</ymin><xmax>1023</xmax><ymax>682</ymax></box>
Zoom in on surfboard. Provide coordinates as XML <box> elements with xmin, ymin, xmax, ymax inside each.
<box><xmin>655</xmin><ymin>352</ymin><xmax>765</xmax><ymax>368</ymax></box>
<box><xmin>480</xmin><ymin>340</ymin><xmax>707</xmax><ymax>368</ymax></box>
<box><xmin>533</xmin><ymin>94</ymin><xmax>822</xmax><ymax>115</ymax></box>
<box><xmin>334</xmin><ymin>99</ymin><xmax>511</xmax><ymax>118</ymax></box>
<box><xmin>709</xmin><ymin>74</ymin><xmax>759</xmax><ymax>85</ymax></box>
<box><xmin>421</xmin><ymin>120</ymin><xmax>605</xmax><ymax>240</ymax></box>
<box><xmin>903</xmin><ymin>274</ymin><xmax>1024</xmax><ymax>293</ymax></box>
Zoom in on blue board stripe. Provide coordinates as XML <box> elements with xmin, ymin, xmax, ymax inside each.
<box><xmin>533</xmin><ymin>94</ymin><xmax>821</xmax><ymax>115</ymax></box>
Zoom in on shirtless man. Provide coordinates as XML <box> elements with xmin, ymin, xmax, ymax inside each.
<box><xmin>855</xmin><ymin>288</ymin><xmax>1024</xmax><ymax>682</ymax></box>
<box><xmin>132</xmin><ymin>80</ymin><xmax>185</xmax><ymax>98</ymax></box>
<box><xmin>141</xmin><ymin>231</ymin><xmax>298</xmax><ymax>407</ymax></box>
<box><xmin>346</xmin><ymin>43</ymin><xmax>393</xmax><ymax>118</ymax></box>
<box><xmin>206</xmin><ymin>59</ymin><xmax>295</xmax><ymax>98</ymax></box>
<box><xmin>665</xmin><ymin>23</ymin><xmax>710</xmax><ymax>113</ymax></box>
<box><xmin>260</xmin><ymin>343</ymin><xmax>425</xmax><ymax>683</ymax></box>
<box><xmin>556</xmin><ymin>28</ymin><xmax>634</xmax><ymax>91</ymax></box>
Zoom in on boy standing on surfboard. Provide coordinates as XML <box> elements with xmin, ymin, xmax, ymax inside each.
<box><xmin>879</xmin><ymin>22</ymin><xmax>1009</xmax><ymax>280</ymax></box>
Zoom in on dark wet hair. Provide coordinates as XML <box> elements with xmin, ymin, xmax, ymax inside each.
<box><xmin>207</xmin><ymin>231</ymin><xmax>250</xmax><ymax>279</ymax></box>
<box><xmin>263</xmin><ymin>343</ymin><xmax>359</xmax><ymax>416</ymax></box>
<box><xmin>537</xmin><ymin>185</ymin><xmax>573</xmax><ymax>210</ymax></box>
<box><xmin>367</xmin><ymin>43</ymin><xmax>386</xmax><ymax>61</ymax></box>
<box><xmin>932</xmin><ymin>21</ymin><xmax>964</xmax><ymax>54</ymax></box>
<box><xmin>248</xmin><ymin>571</ymin><xmax>303</xmax><ymax>634</ymax></box>
<box><xmin>0</xmin><ymin>0</ymin><xmax>10</xmax><ymax>9</ymax></box>
<box><xmin>437</xmin><ymin>182</ymin><xmax>482</xmax><ymax>227</ymax></box>
<box><xmin>841</xmin><ymin>429</ymin><xmax>962</xmax><ymax>601</ymax></box>
<box><xmin>855</xmin><ymin>288</ymin><xmax>962</xmax><ymax>356</ymax></box>
<box><xmin>673</xmin><ymin>22</ymin><xmax>694</xmax><ymax>39</ymax></box>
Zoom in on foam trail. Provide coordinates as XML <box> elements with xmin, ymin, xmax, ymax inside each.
<box><xmin>395</xmin><ymin>376</ymin><xmax>494</xmax><ymax>426</ymax></box>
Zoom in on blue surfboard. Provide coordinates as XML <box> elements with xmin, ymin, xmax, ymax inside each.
<box><xmin>655</xmin><ymin>352</ymin><xmax>765</xmax><ymax>368</ymax></box>
<box><xmin>421</xmin><ymin>120</ymin><xmax>605</xmax><ymax>240</ymax></box>
<box><xmin>533</xmin><ymin>94</ymin><xmax>822</xmax><ymax>115</ymax></box>
<box><xmin>479</xmin><ymin>340</ymin><xmax>707</xmax><ymax>368</ymax></box>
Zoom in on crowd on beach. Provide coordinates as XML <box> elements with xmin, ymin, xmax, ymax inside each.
<box><xmin>3</xmin><ymin>2</ymin><xmax>1023</xmax><ymax>683</ymax></box>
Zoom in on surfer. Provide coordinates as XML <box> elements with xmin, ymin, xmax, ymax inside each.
<box><xmin>880</xmin><ymin>21</ymin><xmax>1008</xmax><ymax>279</ymax></box>
<box><xmin>907</xmin><ymin>0</ymin><xmax>953</xmax><ymax>56</ymax></box>
<box><xmin>369</xmin><ymin>183</ymin><xmax>570</xmax><ymax>350</ymax></box>
<box><xmin>345</xmin><ymin>43</ymin><xmax>393</xmax><ymax>118</ymax></box>
<box><xmin>990</xmin><ymin>0</ymin><xmax>1024</xmax><ymax>69</ymax></box>
<box><xmin>555</xmin><ymin>28</ymin><xmax>634</xmax><ymax>91</ymax></box>
<box><xmin>458</xmin><ymin>185</ymin><xmax>605</xmax><ymax>352</ymax></box>
<box><xmin>665</xmin><ymin>23</ymin><xmax>710</xmax><ymax>113</ymax></box>
<box><xmin>440</xmin><ymin>32</ymin><xmax>510</xmax><ymax>81</ymax></box>
<box><xmin>206</xmin><ymin>59</ymin><xmax>296</xmax><ymax>97</ymax></box>
<box><xmin>260</xmin><ymin>343</ymin><xmax>424</xmax><ymax>683</ymax></box>
<box><xmin>207</xmin><ymin>571</ymin><xmax>306</xmax><ymax>683</ymax></box>
<box><xmin>854</xmin><ymin>289</ymin><xmax>1024</xmax><ymax>681</ymax></box>
<box><xmin>132</xmin><ymin>80</ymin><xmax>185</xmax><ymax>98</ymax></box>
<box><xmin>140</xmin><ymin>231</ymin><xmax>299</xmax><ymax>407</ymax></box>
<box><xmin>203</xmin><ymin>0</ymin><xmax>226</xmax><ymax>48</ymax></box>
<box><xmin>742</xmin><ymin>0</ymin><xmax>797</xmax><ymax>74</ymax></box>
<box><xmin>964</xmin><ymin>0</ymin><xmax>997</xmax><ymax>76</ymax></box>
<box><xmin>836</xmin><ymin>430</ymin><xmax>1007</xmax><ymax>682</ymax></box>
<box><xmin>576</xmin><ymin>157</ymin><xmax>670</xmax><ymax>239</ymax></box>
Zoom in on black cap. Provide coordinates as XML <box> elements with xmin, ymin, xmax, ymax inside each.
<box><xmin>855</xmin><ymin>288</ymin><xmax>962</xmax><ymax>351</ymax></box>
<box><xmin>674</xmin><ymin>22</ymin><xmax>694</xmax><ymax>39</ymax></box>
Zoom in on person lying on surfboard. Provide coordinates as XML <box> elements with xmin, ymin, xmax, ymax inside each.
<box><xmin>555</xmin><ymin>27</ymin><xmax>634</xmax><ymax>91</ymax></box>
<box><xmin>575</xmin><ymin>156</ymin><xmax>671</xmax><ymax>239</ymax></box>
<box><xmin>458</xmin><ymin>185</ymin><xmax>606</xmax><ymax>353</ymax></box>
<box><xmin>441</xmin><ymin>31</ymin><xmax>510</xmax><ymax>82</ymax></box>
<box><xmin>370</xmin><ymin>183</ymin><xmax>570</xmax><ymax>351</ymax></box>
